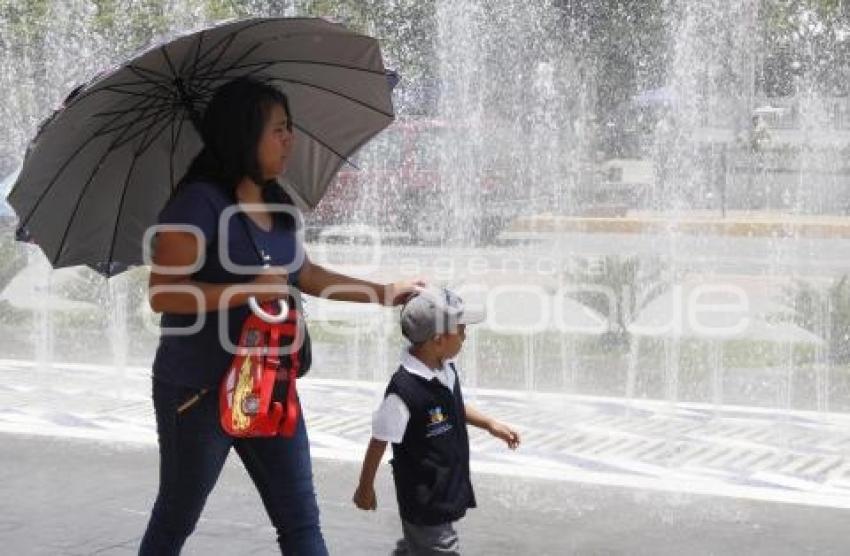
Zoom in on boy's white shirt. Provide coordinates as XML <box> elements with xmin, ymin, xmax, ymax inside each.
<box><xmin>371</xmin><ymin>348</ymin><xmax>457</xmax><ymax>444</ymax></box>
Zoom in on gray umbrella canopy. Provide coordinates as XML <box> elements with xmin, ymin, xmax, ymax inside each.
<box><xmin>7</xmin><ymin>17</ymin><xmax>395</xmax><ymax>275</ymax></box>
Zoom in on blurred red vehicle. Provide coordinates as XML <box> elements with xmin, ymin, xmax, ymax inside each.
<box><xmin>304</xmin><ymin>116</ymin><xmax>524</xmax><ymax>244</ymax></box>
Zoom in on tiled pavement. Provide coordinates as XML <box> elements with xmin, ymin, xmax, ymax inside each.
<box><xmin>4</xmin><ymin>358</ymin><xmax>850</xmax><ymax>510</ymax></box>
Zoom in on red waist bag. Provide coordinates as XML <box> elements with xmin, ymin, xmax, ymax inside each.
<box><xmin>219</xmin><ymin>298</ymin><xmax>302</xmax><ymax>438</ymax></box>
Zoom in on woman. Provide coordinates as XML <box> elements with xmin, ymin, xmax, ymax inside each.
<box><xmin>140</xmin><ymin>77</ymin><xmax>420</xmax><ymax>555</ymax></box>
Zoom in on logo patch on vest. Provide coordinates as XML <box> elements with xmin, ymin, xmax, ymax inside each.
<box><xmin>426</xmin><ymin>406</ymin><xmax>453</xmax><ymax>437</ymax></box>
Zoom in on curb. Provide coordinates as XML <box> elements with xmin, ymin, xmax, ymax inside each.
<box><xmin>508</xmin><ymin>216</ymin><xmax>850</xmax><ymax>239</ymax></box>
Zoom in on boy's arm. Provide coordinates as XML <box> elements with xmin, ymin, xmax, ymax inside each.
<box><xmin>465</xmin><ymin>403</ymin><xmax>521</xmax><ymax>450</ymax></box>
<box><xmin>353</xmin><ymin>438</ymin><xmax>388</xmax><ymax>510</ymax></box>
<box><xmin>464</xmin><ymin>403</ymin><xmax>494</xmax><ymax>430</ymax></box>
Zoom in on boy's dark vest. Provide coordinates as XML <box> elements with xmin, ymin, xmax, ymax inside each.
<box><xmin>386</xmin><ymin>364</ymin><xmax>476</xmax><ymax>525</ymax></box>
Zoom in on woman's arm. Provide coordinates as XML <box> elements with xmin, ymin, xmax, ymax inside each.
<box><xmin>148</xmin><ymin>231</ymin><xmax>288</xmax><ymax>314</ymax></box>
<box><xmin>297</xmin><ymin>256</ymin><xmax>422</xmax><ymax>306</ymax></box>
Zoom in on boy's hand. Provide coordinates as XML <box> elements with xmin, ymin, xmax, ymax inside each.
<box><xmin>488</xmin><ymin>420</ymin><xmax>521</xmax><ymax>450</ymax></box>
<box><xmin>353</xmin><ymin>484</ymin><xmax>378</xmax><ymax>511</ymax></box>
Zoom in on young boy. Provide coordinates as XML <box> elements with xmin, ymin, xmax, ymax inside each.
<box><xmin>353</xmin><ymin>287</ymin><xmax>520</xmax><ymax>555</ymax></box>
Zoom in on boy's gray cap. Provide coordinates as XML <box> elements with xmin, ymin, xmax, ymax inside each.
<box><xmin>400</xmin><ymin>287</ymin><xmax>485</xmax><ymax>344</ymax></box>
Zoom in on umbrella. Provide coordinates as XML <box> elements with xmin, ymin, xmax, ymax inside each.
<box><xmin>7</xmin><ymin>17</ymin><xmax>396</xmax><ymax>276</ymax></box>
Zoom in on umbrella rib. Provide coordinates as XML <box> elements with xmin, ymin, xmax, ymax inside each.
<box><xmin>91</xmin><ymin>98</ymin><xmax>173</xmax><ymax>118</ymax></box>
<box><xmin>169</xmin><ymin>111</ymin><xmax>188</xmax><ymax>193</ymax></box>
<box><xmin>127</xmin><ymin>63</ymin><xmax>173</xmax><ymax>83</ymax></box>
<box><xmin>67</xmin><ymin>83</ymin><xmax>174</xmax><ymax>113</ymax></box>
<box><xmin>93</xmin><ymin>104</ymin><xmax>176</xmax><ymax>138</ymax></box>
<box><xmin>52</xmin><ymin>99</ymin><xmax>166</xmax><ymax>266</ymax></box>
<box><xmin>265</xmin><ymin>76</ymin><xmax>395</xmax><ymax>118</ymax></box>
<box><xmin>69</xmin><ymin>21</ymin><xmax>371</xmax><ymax>108</ymax></box>
<box><xmin>191</xmin><ymin>20</ymin><xmax>272</xmax><ymax>75</ymax></box>
<box><xmin>193</xmin><ymin>42</ymin><xmax>265</xmax><ymax>82</ymax></box>
<box><xmin>162</xmin><ymin>46</ymin><xmax>207</xmax><ymax>130</ymax></box>
<box><xmin>99</xmin><ymin>86</ymin><xmax>175</xmax><ymax>102</ymax></box>
<box><xmin>290</xmin><ymin>120</ymin><xmax>353</xmax><ymax>166</ymax></box>
<box><xmin>190</xmin><ymin>20</ymin><xmax>366</xmax><ymax>77</ymax></box>
<box><xmin>19</xmin><ymin>92</ymin><xmax>166</xmax><ymax>229</ymax></box>
<box><xmin>193</xmin><ymin>32</ymin><xmax>240</xmax><ymax>76</ymax></box>
<box><xmin>137</xmin><ymin>115</ymin><xmax>178</xmax><ymax>155</ymax></box>
<box><xmin>179</xmin><ymin>29</ymin><xmax>204</xmax><ymax>76</ymax></box>
<box><xmin>192</xmin><ymin>61</ymin><xmax>276</xmax><ymax>87</ymax></box>
<box><xmin>66</xmin><ymin>22</ymin><xmax>264</xmax><ymax>109</ymax></box>
<box><xmin>160</xmin><ymin>46</ymin><xmax>180</xmax><ymax>80</ymax></box>
<box><xmin>75</xmin><ymin>77</ymin><xmax>178</xmax><ymax>105</ymax></box>
<box><xmin>193</xmin><ymin>59</ymin><xmax>389</xmax><ymax>82</ymax></box>
<box><xmin>169</xmin><ymin>115</ymin><xmax>178</xmax><ymax>191</ymax></box>
<box><xmin>110</xmin><ymin>110</ymin><xmax>175</xmax><ymax>151</ymax></box>
<box><xmin>104</xmin><ymin>145</ymin><xmax>143</xmax><ymax>274</ymax></box>
<box><xmin>194</xmin><ymin>26</ymin><xmax>376</xmax><ymax>77</ymax></box>
<box><xmin>94</xmin><ymin>106</ymin><xmax>173</xmax><ymax>137</ymax></box>
<box><xmin>87</xmin><ymin>73</ymin><xmax>187</xmax><ymax>91</ymax></box>
<box><xmin>105</xmin><ymin>114</ymin><xmax>174</xmax><ymax>270</ymax></box>
<box><xmin>183</xmin><ymin>79</ymin><xmax>216</xmax><ymax>98</ymax></box>
<box><xmin>126</xmin><ymin>65</ymin><xmax>175</xmax><ymax>98</ymax></box>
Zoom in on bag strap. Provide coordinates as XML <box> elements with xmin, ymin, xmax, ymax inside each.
<box><xmin>239</xmin><ymin>206</ymin><xmax>302</xmax><ymax>438</ymax></box>
<box><xmin>237</xmin><ymin>210</ymin><xmax>272</xmax><ymax>266</ymax></box>
<box><xmin>238</xmin><ymin>209</ymin><xmax>303</xmax><ymax>306</ymax></box>
<box><xmin>266</xmin><ymin>306</ymin><xmax>301</xmax><ymax>437</ymax></box>
<box><xmin>280</xmin><ymin>311</ymin><xmax>300</xmax><ymax>437</ymax></box>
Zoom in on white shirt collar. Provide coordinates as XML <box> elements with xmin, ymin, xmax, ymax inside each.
<box><xmin>400</xmin><ymin>348</ymin><xmax>455</xmax><ymax>389</ymax></box>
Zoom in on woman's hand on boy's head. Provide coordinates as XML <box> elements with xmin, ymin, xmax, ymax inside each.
<box><xmin>353</xmin><ymin>484</ymin><xmax>378</xmax><ymax>511</ymax></box>
<box><xmin>488</xmin><ymin>421</ymin><xmax>521</xmax><ymax>450</ymax></box>
<box><xmin>383</xmin><ymin>278</ymin><xmax>427</xmax><ymax>306</ymax></box>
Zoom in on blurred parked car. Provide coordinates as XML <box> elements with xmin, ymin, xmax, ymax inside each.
<box><xmin>304</xmin><ymin>116</ymin><xmax>526</xmax><ymax>244</ymax></box>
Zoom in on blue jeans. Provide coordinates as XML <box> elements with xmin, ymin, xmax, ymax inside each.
<box><xmin>139</xmin><ymin>379</ymin><xmax>328</xmax><ymax>555</ymax></box>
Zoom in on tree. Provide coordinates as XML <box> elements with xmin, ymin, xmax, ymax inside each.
<box><xmin>553</xmin><ymin>0</ymin><xmax>669</xmax><ymax>126</ymax></box>
<box><xmin>565</xmin><ymin>255</ymin><xmax>668</xmax><ymax>347</ymax></box>
<box><xmin>759</xmin><ymin>0</ymin><xmax>850</xmax><ymax>97</ymax></box>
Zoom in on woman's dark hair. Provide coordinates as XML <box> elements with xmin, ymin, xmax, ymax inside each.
<box><xmin>182</xmin><ymin>77</ymin><xmax>293</xmax><ymax>200</ymax></box>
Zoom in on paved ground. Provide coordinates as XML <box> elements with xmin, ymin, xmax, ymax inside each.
<box><xmin>4</xmin><ymin>357</ymin><xmax>850</xmax><ymax>511</ymax></box>
<box><xmin>4</xmin><ymin>433</ymin><xmax>850</xmax><ymax>555</ymax></box>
